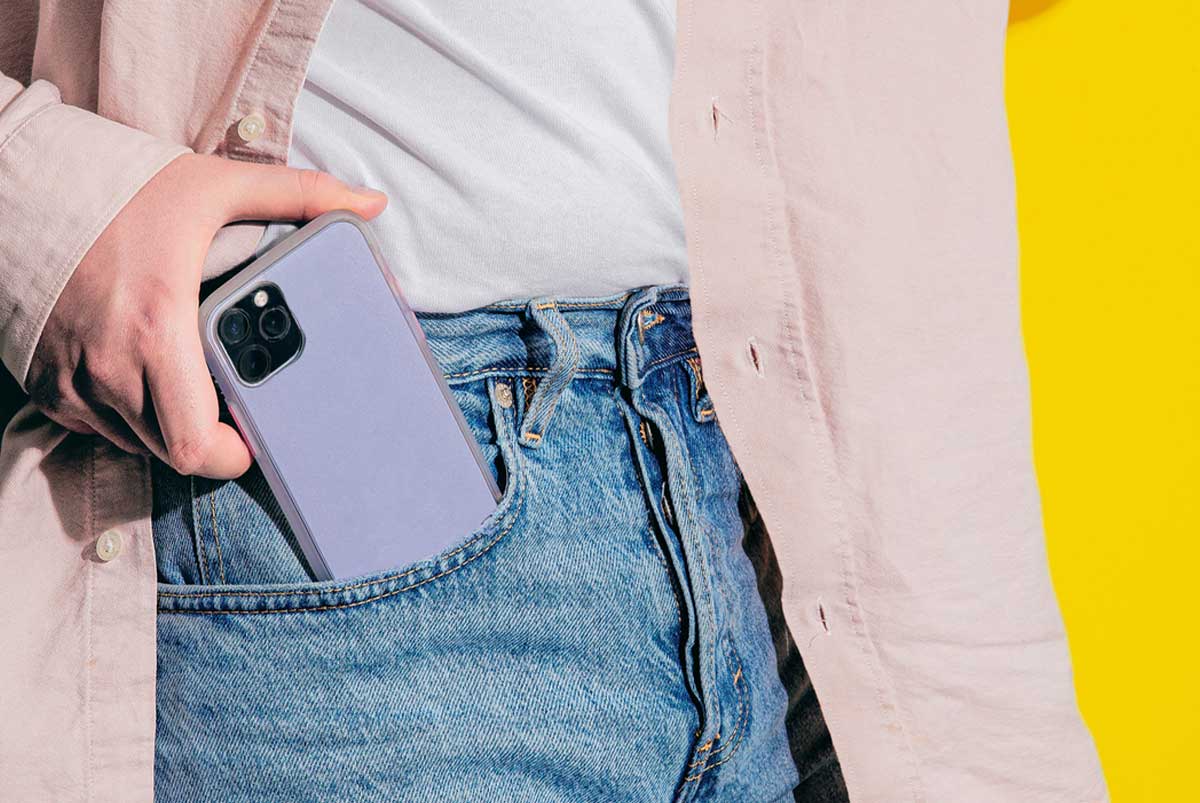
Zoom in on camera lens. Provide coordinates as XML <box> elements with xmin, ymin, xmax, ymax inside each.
<box><xmin>259</xmin><ymin>306</ymin><xmax>292</xmax><ymax>341</ymax></box>
<box><xmin>218</xmin><ymin>309</ymin><xmax>251</xmax><ymax>345</ymax></box>
<box><xmin>237</xmin><ymin>345</ymin><xmax>272</xmax><ymax>383</ymax></box>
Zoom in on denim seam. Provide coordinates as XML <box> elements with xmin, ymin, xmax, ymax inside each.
<box><xmin>638</xmin><ymin>310</ymin><xmax>667</xmax><ymax>342</ymax></box>
<box><xmin>655</xmin><ymin>374</ymin><xmax>753</xmax><ymax>782</ymax></box>
<box><xmin>647</xmin><ymin>392</ymin><xmax>722</xmax><ymax>722</ymax></box>
<box><xmin>484</xmin><ymin>295</ymin><xmax>636</xmax><ymax>312</ymax></box>
<box><xmin>680</xmin><ymin>358</ymin><xmax>717</xmax><ymax>423</ymax></box>
<box><xmin>686</xmin><ymin>589</ymin><xmax>748</xmax><ymax>768</ymax></box>
<box><xmin>685</xmin><ymin>356</ymin><xmax>703</xmax><ymax>399</ymax></box>
<box><xmin>471</xmin><ymin>285</ymin><xmax>687</xmax><ymax>313</ymax></box>
<box><xmin>639</xmin><ymin>391</ymin><xmax>730</xmax><ymax>778</ymax></box>
<box><xmin>684</xmin><ymin>650</ymin><xmax>749</xmax><ymax>782</ymax></box>
<box><xmin>159</xmin><ymin>388</ymin><xmax>527</xmax><ymax>609</ymax></box>
<box><xmin>156</xmin><ymin>478</ymin><xmax>526</xmax><ymax>614</ymax></box>
<box><xmin>618</xmin><ymin>395</ymin><xmax>688</xmax><ymax>655</ymax></box>
<box><xmin>523</xmin><ymin>382</ymin><xmax>565</xmax><ymax>441</ymax></box>
<box><xmin>643</xmin><ymin>347</ymin><xmax>700</xmax><ymax>373</ymax></box>
<box><xmin>189</xmin><ymin>475</ymin><xmax>208</xmax><ymax>586</ymax></box>
<box><xmin>521</xmin><ymin>377</ymin><xmax>538</xmax><ymax>411</ymax></box>
<box><xmin>208</xmin><ymin>492</ymin><xmax>226</xmax><ymax>585</ymax></box>
<box><xmin>677</xmin><ymin>408</ymin><xmax>751</xmax><ymax>772</ymax></box>
<box><xmin>436</xmin><ymin>348</ymin><xmax>693</xmax><ymax>388</ymax></box>
<box><xmin>645</xmin><ymin>509</ymin><xmax>687</xmax><ymax>645</ymax></box>
<box><xmin>442</xmin><ymin>366</ymin><xmax>613</xmax><ymax>383</ymax></box>
<box><xmin>159</xmin><ymin>486</ymin><xmax>522</xmax><ymax>600</ymax></box>
<box><xmin>519</xmin><ymin>300</ymin><xmax>581</xmax><ymax>446</ymax></box>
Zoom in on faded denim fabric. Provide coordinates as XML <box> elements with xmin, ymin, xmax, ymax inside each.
<box><xmin>151</xmin><ymin>286</ymin><xmax>844</xmax><ymax>802</ymax></box>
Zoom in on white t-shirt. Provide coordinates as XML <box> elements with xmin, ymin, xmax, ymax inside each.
<box><xmin>263</xmin><ymin>0</ymin><xmax>689</xmax><ymax>312</ymax></box>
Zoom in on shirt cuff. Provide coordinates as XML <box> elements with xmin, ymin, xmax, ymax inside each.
<box><xmin>0</xmin><ymin>83</ymin><xmax>189</xmax><ymax>388</ymax></box>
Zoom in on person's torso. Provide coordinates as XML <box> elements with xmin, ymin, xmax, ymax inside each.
<box><xmin>3</xmin><ymin>4</ymin><xmax>1109</xmax><ymax>802</ymax></box>
<box><xmin>262</xmin><ymin>0</ymin><xmax>690</xmax><ymax>311</ymax></box>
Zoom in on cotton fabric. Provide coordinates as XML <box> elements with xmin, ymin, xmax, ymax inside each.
<box><xmin>262</xmin><ymin>0</ymin><xmax>689</xmax><ymax>310</ymax></box>
<box><xmin>0</xmin><ymin>2</ymin><xmax>1107</xmax><ymax>801</ymax></box>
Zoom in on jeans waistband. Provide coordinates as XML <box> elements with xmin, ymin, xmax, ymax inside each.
<box><xmin>416</xmin><ymin>284</ymin><xmax>695</xmax><ymax>448</ymax></box>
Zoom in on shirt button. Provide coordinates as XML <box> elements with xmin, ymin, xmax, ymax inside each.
<box><xmin>236</xmin><ymin>112</ymin><xmax>267</xmax><ymax>143</ymax></box>
<box><xmin>95</xmin><ymin>529</ymin><xmax>123</xmax><ymax>562</ymax></box>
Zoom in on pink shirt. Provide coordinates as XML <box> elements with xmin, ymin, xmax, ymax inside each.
<box><xmin>0</xmin><ymin>2</ymin><xmax>1107</xmax><ymax>801</ymax></box>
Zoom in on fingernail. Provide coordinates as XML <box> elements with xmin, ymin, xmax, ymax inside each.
<box><xmin>353</xmin><ymin>185</ymin><xmax>386</xmax><ymax>199</ymax></box>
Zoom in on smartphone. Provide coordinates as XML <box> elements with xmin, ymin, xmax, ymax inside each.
<box><xmin>198</xmin><ymin>211</ymin><xmax>500</xmax><ymax>581</ymax></box>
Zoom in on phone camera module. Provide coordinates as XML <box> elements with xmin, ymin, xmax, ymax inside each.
<box><xmin>237</xmin><ymin>345</ymin><xmax>273</xmax><ymax>383</ymax></box>
<box><xmin>259</xmin><ymin>305</ymin><xmax>292</xmax><ymax>341</ymax></box>
<box><xmin>218</xmin><ymin>283</ymin><xmax>302</xmax><ymax>385</ymax></box>
<box><xmin>218</xmin><ymin>308</ymin><xmax>251</xmax><ymax>346</ymax></box>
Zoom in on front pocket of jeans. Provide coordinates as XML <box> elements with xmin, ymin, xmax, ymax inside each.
<box><xmin>156</xmin><ymin>377</ymin><xmax>528</xmax><ymax>614</ymax></box>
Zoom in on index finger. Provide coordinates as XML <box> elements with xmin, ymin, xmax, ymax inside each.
<box><xmin>146</xmin><ymin>324</ymin><xmax>251</xmax><ymax>479</ymax></box>
<box><xmin>218</xmin><ymin>161</ymin><xmax>387</xmax><ymax>223</ymax></box>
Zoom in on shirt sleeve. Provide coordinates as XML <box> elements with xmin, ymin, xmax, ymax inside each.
<box><xmin>0</xmin><ymin>73</ymin><xmax>190</xmax><ymax>388</ymax></box>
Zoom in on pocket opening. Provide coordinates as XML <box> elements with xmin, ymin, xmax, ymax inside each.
<box><xmin>156</xmin><ymin>374</ymin><xmax>530</xmax><ymax>614</ymax></box>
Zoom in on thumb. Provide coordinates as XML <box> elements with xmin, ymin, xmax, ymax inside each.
<box><xmin>221</xmin><ymin>162</ymin><xmax>388</xmax><ymax>223</ymax></box>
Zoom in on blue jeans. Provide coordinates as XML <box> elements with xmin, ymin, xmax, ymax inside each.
<box><xmin>153</xmin><ymin>286</ymin><xmax>846</xmax><ymax>802</ymax></box>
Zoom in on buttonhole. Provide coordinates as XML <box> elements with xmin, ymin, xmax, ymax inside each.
<box><xmin>711</xmin><ymin>97</ymin><xmax>733</xmax><ymax>139</ymax></box>
<box><xmin>746</xmin><ymin>337</ymin><xmax>765</xmax><ymax>377</ymax></box>
<box><xmin>817</xmin><ymin>599</ymin><xmax>831</xmax><ymax>634</ymax></box>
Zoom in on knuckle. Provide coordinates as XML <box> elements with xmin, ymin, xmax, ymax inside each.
<box><xmin>82</xmin><ymin>352</ymin><xmax>126</xmax><ymax>398</ymax></box>
<box><xmin>168</xmin><ymin>430</ymin><xmax>211</xmax><ymax>476</ymax></box>
<box><xmin>26</xmin><ymin>366</ymin><xmax>65</xmax><ymax>409</ymax></box>
<box><xmin>295</xmin><ymin>169</ymin><xmax>333</xmax><ymax>213</ymax></box>
<box><xmin>33</xmin><ymin>395</ymin><xmax>72</xmax><ymax>422</ymax></box>
<box><xmin>296</xmin><ymin>168</ymin><xmax>325</xmax><ymax>193</ymax></box>
<box><xmin>130</xmin><ymin>294</ymin><xmax>176</xmax><ymax>349</ymax></box>
<box><xmin>52</xmin><ymin>374</ymin><xmax>81</xmax><ymax>410</ymax></box>
<box><xmin>26</xmin><ymin>347</ymin><xmax>82</xmax><ymax>410</ymax></box>
<box><xmin>37</xmin><ymin>394</ymin><xmax>88</xmax><ymax>426</ymax></box>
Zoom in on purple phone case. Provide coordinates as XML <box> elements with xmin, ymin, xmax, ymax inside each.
<box><xmin>198</xmin><ymin>212</ymin><xmax>500</xmax><ymax>581</ymax></box>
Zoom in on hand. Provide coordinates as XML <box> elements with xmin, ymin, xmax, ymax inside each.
<box><xmin>27</xmin><ymin>153</ymin><xmax>387</xmax><ymax>479</ymax></box>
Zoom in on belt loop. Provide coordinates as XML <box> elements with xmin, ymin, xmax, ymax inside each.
<box><xmin>616</xmin><ymin>285</ymin><xmax>663</xmax><ymax>390</ymax></box>
<box><xmin>519</xmin><ymin>299</ymin><xmax>580</xmax><ymax>449</ymax></box>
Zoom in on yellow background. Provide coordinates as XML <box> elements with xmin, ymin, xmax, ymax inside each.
<box><xmin>1006</xmin><ymin>1</ymin><xmax>1199</xmax><ymax>800</ymax></box>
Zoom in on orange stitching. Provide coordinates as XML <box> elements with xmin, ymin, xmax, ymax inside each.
<box><xmin>638</xmin><ymin>310</ymin><xmax>666</xmax><ymax>342</ymax></box>
<box><xmin>618</xmin><ymin>401</ymin><xmax>687</xmax><ymax>676</ymax></box>
<box><xmin>485</xmin><ymin>296</ymin><xmax>636</xmax><ymax>312</ymax></box>
<box><xmin>635</xmin><ymin>394</ymin><xmax>728</xmax><ymax>747</ymax></box>
<box><xmin>643</xmin><ymin>347</ymin><xmax>699</xmax><ymax>372</ymax></box>
<box><xmin>209</xmin><ymin>493</ymin><xmax>226</xmax><ymax>585</ymax></box>
<box><xmin>159</xmin><ymin>477</ymin><xmax>527</xmax><ymax>614</ymax></box>
<box><xmin>160</xmin><ymin>471</ymin><xmax>525</xmax><ymax>601</ymax></box>
<box><xmin>520</xmin><ymin>335</ymin><xmax>579</xmax><ymax>443</ymax></box>
<box><xmin>521</xmin><ymin>431</ymin><xmax>542</xmax><ymax>442</ymax></box>
<box><xmin>189</xmin><ymin>475</ymin><xmax>208</xmax><ymax>585</ymax></box>
<box><xmin>687</xmin><ymin>732</ymin><xmax>722</xmax><ymax>767</ymax></box>
<box><xmin>685</xmin><ymin>654</ymin><xmax>749</xmax><ymax>779</ymax></box>
<box><xmin>641</xmin><ymin>310</ymin><xmax>665</xmax><ymax>324</ymax></box>
<box><xmin>482</xmin><ymin>288</ymin><xmax>687</xmax><ymax>313</ymax></box>
<box><xmin>441</xmin><ymin>366</ymin><xmax>614</xmax><ymax>380</ymax></box>
<box><xmin>521</xmin><ymin>377</ymin><xmax>539</xmax><ymax>409</ymax></box>
<box><xmin>686</xmin><ymin>356</ymin><xmax>705</xmax><ymax>399</ymax></box>
<box><xmin>445</xmin><ymin>365</ymin><xmax>549</xmax><ymax>379</ymax></box>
